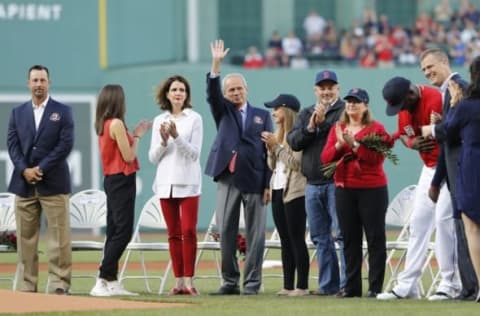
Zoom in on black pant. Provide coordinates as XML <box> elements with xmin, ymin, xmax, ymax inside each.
<box><xmin>271</xmin><ymin>189</ymin><xmax>309</xmax><ymax>290</ymax></box>
<box><xmin>100</xmin><ymin>172</ymin><xmax>136</xmax><ymax>281</ymax></box>
<box><xmin>335</xmin><ymin>186</ymin><xmax>387</xmax><ymax>296</ymax></box>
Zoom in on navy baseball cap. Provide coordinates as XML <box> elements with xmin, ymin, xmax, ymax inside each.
<box><xmin>315</xmin><ymin>70</ymin><xmax>338</xmax><ymax>85</ymax></box>
<box><xmin>344</xmin><ymin>88</ymin><xmax>369</xmax><ymax>103</ymax></box>
<box><xmin>383</xmin><ymin>76</ymin><xmax>412</xmax><ymax>116</ymax></box>
<box><xmin>264</xmin><ymin>94</ymin><xmax>301</xmax><ymax>112</ymax></box>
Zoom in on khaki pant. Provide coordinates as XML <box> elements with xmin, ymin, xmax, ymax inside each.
<box><xmin>15</xmin><ymin>191</ymin><xmax>71</xmax><ymax>292</ymax></box>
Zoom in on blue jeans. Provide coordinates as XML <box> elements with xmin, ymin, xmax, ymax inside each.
<box><xmin>305</xmin><ymin>183</ymin><xmax>345</xmax><ymax>293</ymax></box>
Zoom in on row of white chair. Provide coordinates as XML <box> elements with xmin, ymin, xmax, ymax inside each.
<box><xmin>0</xmin><ymin>185</ymin><xmax>442</xmax><ymax>296</ymax></box>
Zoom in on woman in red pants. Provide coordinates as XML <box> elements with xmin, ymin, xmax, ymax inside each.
<box><xmin>149</xmin><ymin>75</ymin><xmax>203</xmax><ymax>295</ymax></box>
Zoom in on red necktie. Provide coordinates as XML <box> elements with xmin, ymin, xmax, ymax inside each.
<box><xmin>228</xmin><ymin>152</ymin><xmax>237</xmax><ymax>173</ymax></box>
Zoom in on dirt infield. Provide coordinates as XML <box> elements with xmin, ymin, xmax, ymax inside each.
<box><xmin>0</xmin><ymin>289</ymin><xmax>180</xmax><ymax>314</ymax></box>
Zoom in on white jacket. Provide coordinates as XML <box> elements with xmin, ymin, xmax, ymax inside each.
<box><xmin>149</xmin><ymin>108</ymin><xmax>203</xmax><ymax>198</ymax></box>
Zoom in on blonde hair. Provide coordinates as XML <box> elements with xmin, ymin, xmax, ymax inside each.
<box><xmin>275</xmin><ymin>107</ymin><xmax>298</xmax><ymax>145</ymax></box>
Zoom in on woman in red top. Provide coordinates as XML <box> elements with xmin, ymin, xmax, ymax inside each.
<box><xmin>90</xmin><ymin>85</ymin><xmax>151</xmax><ymax>297</ymax></box>
<box><xmin>321</xmin><ymin>88</ymin><xmax>392</xmax><ymax>298</ymax></box>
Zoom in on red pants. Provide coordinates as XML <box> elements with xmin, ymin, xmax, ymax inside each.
<box><xmin>160</xmin><ymin>196</ymin><xmax>199</xmax><ymax>277</ymax></box>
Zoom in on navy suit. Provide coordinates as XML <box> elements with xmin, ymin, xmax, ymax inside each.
<box><xmin>7</xmin><ymin>97</ymin><xmax>74</xmax><ymax>292</ymax></box>
<box><xmin>205</xmin><ymin>74</ymin><xmax>272</xmax><ymax>293</ymax></box>
<box><xmin>432</xmin><ymin>74</ymin><xmax>478</xmax><ymax>298</ymax></box>
<box><xmin>7</xmin><ymin>98</ymin><xmax>74</xmax><ymax>197</ymax></box>
<box><xmin>205</xmin><ymin>75</ymin><xmax>272</xmax><ymax>193</ymax></box>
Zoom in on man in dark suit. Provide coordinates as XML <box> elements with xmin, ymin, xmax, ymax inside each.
<box><xmin>420</xmin><ymin>48</ymin><xmax>478</xmax><ymax>300</ymax></box>
<box><xmin>206</xmin><ymin>40</ymin><xmax>273</xmax><ymax>295</ymax></box>
<box><xmin>7</xmin><ymin>65</ymin><xmax>74</xmax><ymax>294</ymax></box>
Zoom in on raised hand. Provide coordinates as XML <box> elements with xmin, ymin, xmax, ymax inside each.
<box><xmin>210</xmin><ymin>39</ymin><xmax>230</xmax><ymax>74</ymax></box>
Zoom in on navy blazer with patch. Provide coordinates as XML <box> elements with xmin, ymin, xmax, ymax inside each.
<box><xmin>7</xmin><ymin>97</ymin><xmax>74</xmax><ymax>197</ymax></box>
<box><xmin>204</xmin><ymin>74</ymin><xmax>272</xmax><ymax>194</ymax></box>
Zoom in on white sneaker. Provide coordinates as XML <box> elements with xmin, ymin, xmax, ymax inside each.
<box><xmin>428</xmin><ymin>292</ymin><xmax>452</xmax><ymax>301</ymax></box>
<box><xmin>90</xmin><ymin>278</ymin><xmax>111</xmax><ymax>297</ymax></box>
<box><xmin>376</xmin><ymin>291</ymin><xmax>402</xmax><ymax>300</ymax></box>
<box><xmin>107</xmin><ymin>280</ymin><xmax>139</xmax><ymax>296</ymax></box>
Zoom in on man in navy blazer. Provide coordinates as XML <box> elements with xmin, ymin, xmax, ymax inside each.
<box><xmin>206</xmin><ymin>40</ymin><xmax>273</xmax><ymax>295</ymax></box>
<box><xmin>420</xmin><ymin>48</ymin><xmax>478</xmax><ymax>300</ymax></box>
<box><xmin>7</xmin><ymin>65</ymin><xmax>74</xmax><ymax>294</ymax></box>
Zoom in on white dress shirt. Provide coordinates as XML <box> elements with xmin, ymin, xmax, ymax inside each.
<box><xmin>149</xmin><ymin>108</ymin><xmax>203</xmax><ymax>198</ymax></box>
<box><xmin>32</xmin><ymin>96</ymin><xmax>49</xmax><ymax>130</ymax></box>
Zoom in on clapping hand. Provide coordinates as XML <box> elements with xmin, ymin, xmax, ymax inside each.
<box><xmin>133</xmin><ymin>120</ymin><xmax>152</xmax><ymax>138</ymax></box>
<box><xmin>334</xmin><ymin>123</ymin><xmax>345</xmax><ymax>149</ymax></box>
<box><xmin>160</xmin><ymin>121</ymin><xmax>170</xmax><ymax>146</ymax></box>
<box><xmin>411</xmin><ymin>136</ymin><xmax>436</xmax><ymax>152</ymax></box>
<box><xmin>168</xmin><ymin>120</ymin><xmax>178</xmax><ymax>138</ymax></box>
<box><xmin>342</xmin><ymin>129</ymin><xmax>356</xmax><ymax>148</ymax></box>
<box><xmin>261</xmin><ymin>131</ymin><xmax>277</xmax><ymax>151</ymax></box>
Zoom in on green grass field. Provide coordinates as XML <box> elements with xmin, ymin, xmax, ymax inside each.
<box><xmin>0</xmin><ymin>231</ymin><xmax>478</xmax><ymax>316</ymax></box>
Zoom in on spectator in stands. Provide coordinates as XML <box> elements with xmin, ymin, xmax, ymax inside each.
<box><xmin>434</xmin><ymin>0</ymin><xmax>453</xmax><ymax>27</ymax></box>
<box><xmin>359</xmin><ymin>49</ymin><xmax>377</xmax><ymax>68</ymax></box>
<box><xmin>282</xmin><ymin>31</ymin><xmax>303</xmax><ymax>64</ymax></box>
<box><xmin>321</xmin><ymin>88</ymin><xmax>391</xmax><ymax>298</ymax></box>
<box><xmin>267</xmin><ymin>30</ymin><xmax>283</xmax><ymax>54</ymax></box>
<box><xmin>339</xmin><ymin>31</ymin><xmax>359</xmax><ymax>65</ymax></box>
<box><xmin>462</xmin><ymin>2</ymin><xmax>480</xmax><ymax>24</ymax></box>
<box><xmin>243</xmin><ymin>46</ymin><xmax>264</xmax><ymax>69</ymax></box>
<box><xmin>362</xmin><ymin>8</ymin><xmax>378</xmax><ymax>33</ymax></box>
<box><xmin>375</xmin><ymin>34</ymin><xmax>395</xmax><ymax>68</ymax></box>
<box><xmin>149</xmin><ymin>75</ymin><xmax>203</xmax><ymax>296</ymax></box>
<box><xmin>262</xmin><ymin>94</ymin><xmax>309</xmax><ymax>297</ymax></box>
<box><xmin>91</xmin><ymin>85</ymin><xmax>152</xmax><ymax>297</ymax></box>
<box><xmin>264</xmin><ymin>48</ymin><xmax>281</xmax><ymax>68</ymax></box>
<box><xmin>303</xmin><ymin>9</ymin><xmax>327</xmax><ymax>48</ymax></box>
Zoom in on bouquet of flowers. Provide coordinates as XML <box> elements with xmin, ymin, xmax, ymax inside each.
<box><xmin>0</xmin><ymin>231</ymin><xmax>17</xmax><ymax>250</ymax></box>
<box><xmin>209</xmin><ymin>230</ymin><xmax>247</xmax><ymax>259</ymax></box>
<box><xmin>321</xmin><ymin>133</ymin><xmax>399</xmax><ymax>178</ymax></box>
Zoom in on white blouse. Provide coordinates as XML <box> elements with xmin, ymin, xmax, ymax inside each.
<box><xmin>148</xmin><ymin>108</ymin><xmax>203</xmax><ymax>198</ymax></box>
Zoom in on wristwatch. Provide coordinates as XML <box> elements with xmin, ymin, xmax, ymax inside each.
<box><xmin>352</xmin><ymin>141</ymin><xmax>360</xmax><ymax>149</ymax></box>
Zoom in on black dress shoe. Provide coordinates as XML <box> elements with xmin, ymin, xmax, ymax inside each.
<box><xmin>209</xmin><ymin>286</ymin><xmax>241</xmax><ymax>295</ymax></box>
<box><xmin>54</xmin><ymin>288</ymin><xmax>69</xmax><ymax>295</ymax></box>
<box><xmin>242</xmin><ymin>289</ymin><xmax>258</xmax><ymax>295</ymax></box>
<box><xmin>366</xmin><ymin>291</ymin><xmax>378</xmax><ymax>298</ymax></box>
<box><xmin>335</xmin><ymin>289</ymin><xmax>356</xmax><ymax>298</ymax></box>
<box><xmin>454</xmin><ymin>290</ymin><xmax>477</xmax><ymax>301</ymax></box>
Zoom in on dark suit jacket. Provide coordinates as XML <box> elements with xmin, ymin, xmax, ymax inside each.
<box><xmin>431</xmin><ymin>74</ymin><xmax>467</xmax><ymax>214</ymax></box>
<box><xmin>204</xmin><ymin>74</ymin><xmax>272</xmax><ymax>194</ymax></box>
<box><xmin>7</xmin><ymin>97</ymin><xmax>74</xmax><ymax>197</ymax></box>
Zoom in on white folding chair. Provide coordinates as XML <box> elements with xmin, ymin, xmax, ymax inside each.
<box><xmin>194</xmin><ymin>213</ymin><xmax>222</xmax><ymax>284</ymax></box>
<box><xmin>195</xmin><ymin>206</ymin><xmax>247</xmax><ymax>285</ymax></box>
<box><xmin>383</xmin><ymin>184</ymin><xmax>422</xmax><ymax>293</ymax></box>
<box><xmin>119</xmin><ymin>195</ymin><xmax>170</xmax><ymax>294</ymax></box>
<box><xmin>0</xmin><ymin>192</ymin><xmax>21</xmax><ymax>291</ymax></box>
<box><xmin>262</xmin><ymin>228</ymin><xmax>283</xmax><ymax>278</ymax></box>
